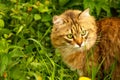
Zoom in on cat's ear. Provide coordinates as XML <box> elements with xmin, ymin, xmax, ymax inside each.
<box><xmin>53</xmin><ymin>16</ymin><xmax>64</xmax><ymax>25</ymax></box>
<box><xmin>79</xmin><ymin>8</ymin><xmax>90</xmax><ymax>18</ymax></box>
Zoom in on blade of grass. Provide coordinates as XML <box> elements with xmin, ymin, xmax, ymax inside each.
<box><xmin>28</xmin><ymin>38</ymin><xmax>44</xmax><ymax>50</ymax></box>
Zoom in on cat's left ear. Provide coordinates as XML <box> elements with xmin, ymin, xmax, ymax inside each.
<box><xmin>53</xmin><ymin>16</ymin><xmax>64</xmax><ymax>25</ymax></box>
<box><xmin>79</xmin><ymin>8</ymin><xmax>90</xmax><ymax>18</ymax></box>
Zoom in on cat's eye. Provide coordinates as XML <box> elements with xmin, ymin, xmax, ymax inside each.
<box><xmin>81</xmin><ymin>30</ymin><xmax>87</xmax><ymax>36</ymax></box>
<box><xmin>66</xmin><ymin>34</ymin><xmax>73</xmax><ymax>39</ymax></box>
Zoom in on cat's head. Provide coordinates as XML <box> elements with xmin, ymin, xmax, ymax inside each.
<box><xmin>51</xmin><ymin>9</ymin><xmax>97</xmax><ymax>52</ymax></box>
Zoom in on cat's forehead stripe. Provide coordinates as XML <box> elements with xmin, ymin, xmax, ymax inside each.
<box><xmin>64</xmin><ymin>11</ymin><xmax>76</xmax><ymax>19</ymax></box>
<box><xmin>71</xmin><ymin>24</ymin><xmax>80</xmax><ymax>34</ymax></box>
<box><xmin>64</xmin><ymin>10</ymin><xmax>80</xmax><ymax>21</ymax></box>
<box><xmin>63</xmin><ymin>11</ymin><xmax>82</xmax><ymax>32</ymax></box>
<box><xmin>61</xmin><ymin>10</ymin><xmax>87</xmax><ymax>36</ymax></box>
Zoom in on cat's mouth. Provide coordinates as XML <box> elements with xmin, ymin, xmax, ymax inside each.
<box><xmin>74</xmin><ymin>41</ymin><xmax>86</xmax><ymax>48</ymax></box>
<box><xmin>72</xmin><ymin>41</ymin><xmax>89</xmax><ymax>52</ymax></box>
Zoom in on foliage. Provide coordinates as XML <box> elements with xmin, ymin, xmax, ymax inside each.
<box><xmin>0</xmin><ymin>0</ymin><xmax>120</xmax><ymax>80</ymax></box>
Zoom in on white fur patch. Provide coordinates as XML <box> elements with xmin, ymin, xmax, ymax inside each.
<box><xmin>81</xmin><ymin>41</ymin><xmax>85</xmax><ymax>47</ymax></box>
<box><xmin>74</xmin><ymin>44</ymin><xmax>80</xmax><ymax>48</ymax></box>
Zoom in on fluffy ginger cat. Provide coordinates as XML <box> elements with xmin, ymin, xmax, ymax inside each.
<box><xmin>51</xmin><ymin>8</ymin><xmax>120</xmax><ymax>80</ymax></box>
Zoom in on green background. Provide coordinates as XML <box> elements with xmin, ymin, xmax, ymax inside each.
<box><xmin>0</xmin><ymin>0</ymin><xmax>120</xmax><ymax>80</ymax></box>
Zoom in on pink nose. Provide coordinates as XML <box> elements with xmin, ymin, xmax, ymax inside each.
<box><xmin>75</xmin><ymin>38</ymin><xmax>83</xmax><ymax>46</ymax></box>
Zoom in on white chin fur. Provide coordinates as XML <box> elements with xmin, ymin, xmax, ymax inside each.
<box><xmin>74</xmin><ymin>41</ymin><xmax>86</xmax><ymax>48</ymax></box>
<box><xmin>74</xmin><ymin>40</ymin><xmax>93</xmax><ymax>51</ymax></box>
<box><xmin>74</xmin><ymin>44</ymin><xmax>80</xmax><ymax>48</ymax></box>
<box><xmin>81</xmin><ymin>41</ymin><xmax>85</xmax><ymax>47</ymax></box>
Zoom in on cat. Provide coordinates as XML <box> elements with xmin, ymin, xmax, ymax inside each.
<box><xmin>51</xmin><ymin>8</ymin><xmax>120</xmax><ymax>80</ymax></box>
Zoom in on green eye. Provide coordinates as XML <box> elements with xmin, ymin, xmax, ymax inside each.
<box><xmin>81</xmin><ymin>30</ymin><xmax>86</xmax><ymax>36</ymax></box>
<box><xmin>67</xmin><ymin>34</ymin><xmax>73</xmax><ymax>39</ymax></box>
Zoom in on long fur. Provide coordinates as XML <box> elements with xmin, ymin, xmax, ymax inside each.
<box><xmin>51</xmin><ymin>9</ymin><xmax>120</xmax><ymax>79</ymax></box>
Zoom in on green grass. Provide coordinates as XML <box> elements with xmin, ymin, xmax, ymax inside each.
<box><xmin>0</xmin><ymin>0</ymin><xmax>120</xmax><ymax>80</ymax></box>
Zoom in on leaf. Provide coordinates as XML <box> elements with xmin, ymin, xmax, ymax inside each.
<box><xmin>16</xmin><ymin>24</ymin><xmax>25</xmax><ymax>35</ymax></box>
<box><xmin>37</xmin><ymin>3</ymin><xmax>49</xmax><ymax>13</ymax></box>
<box><xmin>26</xmin><ymin>56</ymin><xmax>34</xmax><ymax>65</ymax></box>
<box><xmin>41</xmin><ymin>13</ymin><xmax>52</xmax><ymax>22</ymax></box>
<box><xmin>0</xmin><ymin>19</ymin><xmax>4</xmax><ymax>28</ymax></box>
<box><xmin>0</xmin><ymin>3</ymin><xmax>8</xmax><ymax>12</ymax></box>
<box><xmin>28</xmin><ymin>38</ymin><xmax>44</xmax><ymax>49</ymax></box>
<box><xmin>0</xmin><ymin>28</ymin><xmax>11</xmax><ymax>36</ymax></box>
<box><xmin>17</xmin><ymin>38</ymin><xmax>28</xmax><ymax>47</ymax></box>
<box><xmin>67</xmin><ymin>0</ymin><xmax>82</xmax><ymax>7</ymax></box>
<box><xmin>0</xmin><ymin>38</ymin><xmax>9</xmax><ymax>54</ymax></box>
<box><xmin>11</xmin><ymin>15</ymin><xmax>22</xmax><ymax>20</ymax></box>
<box><xmin>34</xmin><ymin>14</ymin><xmax>41</xmax><ymax>21</ymax></box>
<box><xmin>25</xmin><ymin>44</ymin><xmax>34</xmax><ymax>53</ymax></box>
<box><xmin>9</xmin><ymin>48</ymin><xmax>24</xmax><ymax>58</ymax></box>
<box><xmin>59</xmin><ymin>0</ymin><xmax>70</xmax><ymax>6</ymax></box>
<box><xmin>102</xmin><ymin>5</ymin><xmax>111</xmax><ymax>16</ymax></box>
<box><xmin>91</xmin><ymin>66</ymin><xmax>98</xmax><ymax>80</ymax></box>
<box><xmin>10</xmin><ymin>0</ymin><xmax>17</xmax><ymax>3</ymax></box>
<box><xmin>0</xmin><ymin>54</ymin><xmax>9</xmax><ymax>76</ymax></box>
<box><xmin>10</xmin><ymin>68</ymin><xmax>25</xmax><ymax>79</ymax></box>
<box><xmin>22</xmin><ymin>13</ymin><xmax>33</xmax><ymax>25</ymax></box>
<box><xmin>95</xmin><ymin>5</ymin><xmax>102</xmax><ymax>16</ymax></box>
<box><xmin>28</xmin><ymin>72</ymin><xmax>42</xmax><ymax>80</ymax></box>
<box><xmin>83</xmin><ymin>0</ymin><xmax>90</xmax><ymax>9</ymax></box>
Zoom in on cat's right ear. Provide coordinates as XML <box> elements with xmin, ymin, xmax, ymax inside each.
<box><xmin>53</xmin><ymin>16</ymin><xmax>64</xmax><ymax>25</ymax></box>
<box><xmin>79</xmin><ymin>8</ymin><xmax>90</xmax><ymax>18</ymax></box>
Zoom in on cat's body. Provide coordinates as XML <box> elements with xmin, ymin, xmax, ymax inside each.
<box><xmin>51</xmin><ymin>9</ymin><xmax>120</xmax><ymax>80</ymax></box>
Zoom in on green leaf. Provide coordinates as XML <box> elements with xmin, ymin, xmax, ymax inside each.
<box><xmin>10</xmin><ymin>68</ymin><xmax>25</xmax><ymax>79</ymax></box>
<box><xmin>10</xmin><ymin>0</ymin><xmax>17</xmax><ymax>3</ymax></box>
<box><xmin>59</xmin><ymin>0</ymin><xmax>70</xmax><ymax>6</ymax></box>
<box><xmin>0</xmin><ymin>3</ymin><xmax>8</xmax><ymax>12</ymax></box>
<box><xmin>66</xmin><ymin>0</ymin><xmax>82</xmax><ymax>7</ymax></box>
<box><xmin>0</xmin><ymin>28</ymin><xmax>11</xmax><ymax>36</ymax></box>
<box><xmin>17</xmin><ymin>38</ymin><xmax>28</xmax><ymax>47</ymax></box>
<box><xmin>25</xmin><ymin>44</ymin><xmax>34</xmax><ymax>53</ymax></box>
<box><xmin>0</xmin><ymin>19</ymin><xmax>4</xmax><ymax>28</ymax></box>
<box><xmin>9</xmin><ymin>48</ymin><xmax>24</xmax><ymax>58</ymax></box>
<box><xmin>24</xmin><ymin>14</ymin><xmax>34</xmax><ymax>25</ymax></box>
<box><xmin>37</xmin><ymin>3</ymin><xmax>49</xmax><ymax>13</ymax></box>
<box><xmin>95</xmin><ymin>5</ymin><xmax>101</xmax><ymax>16</ymax></box>
<box><xmin>16</xmin><ymin>24</ymin><xmax>25</xmax><ymax>35</ymax></box>
<box><xmin>11</xmin><ymin>15</ymin><xmax>22</xmax><ymax>20</ymax></box>
<box><xmin>102</xmin><ymin>5</ymin><xmax>111</xmax><ymax>16</ymax></box>
<box><xmin>92</xmin><ymin>66</ymin><xmax>98</xmax><ymax>80</ymax></box>
<box><xmin>41</xmin><ymin>14</ymin><xmax>52</xmax><ymax>22</ymax></box>
<box><xmin>0</xmin><ymin>38</ymin><xmax>9</xmax><ymax>54</ymax></box>
<box><xmin>0</xmin><ymin>54</ymin><xmax>9</xmax><ymax>76</ymax></box>
<box><xmin>34</xmin><ymin>14</ymin><xmax>41</xmax><ymax>21</ymax></box>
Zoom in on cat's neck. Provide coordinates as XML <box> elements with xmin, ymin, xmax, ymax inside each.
<box><xmin>58</xmin><ymin>40</ymin><xmax>98</xmax><ymax>59</ymax></box>
<box><xmin>58</xmin><ymin>46</ymin><xmax>86</xmax><ymax>59</ymax></box>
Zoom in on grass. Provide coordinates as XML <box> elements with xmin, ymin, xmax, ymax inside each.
<box><xmin>27</xmin><ymin>37</ymin><xmax>79</xmax><ymax>80</ymax></box>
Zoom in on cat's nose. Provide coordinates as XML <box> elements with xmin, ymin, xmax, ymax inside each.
<box><xmin>75</xmin><ymin>38</ymin><xmax>83</xmax><ymax>47</ymax></box>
